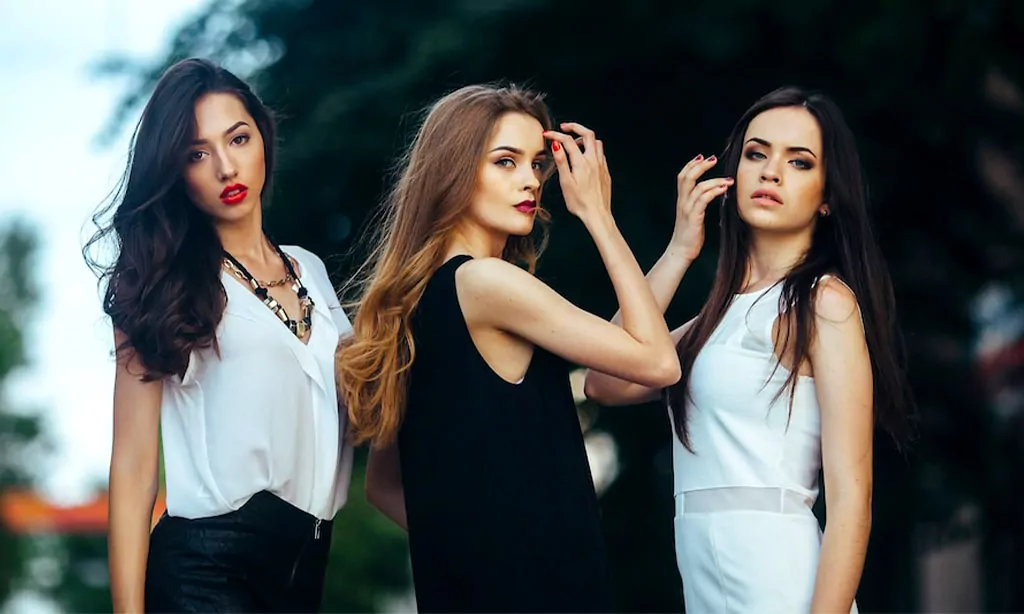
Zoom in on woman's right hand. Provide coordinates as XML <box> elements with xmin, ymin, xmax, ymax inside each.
<box><xmin>671</xmin><ymin>154</ymin><xmax>733</xmax><ymax>263</ymax></box>
<box><xmin>544</xmin><ymin>122</ymin><xmax>612</xmax><ymax>226</ymax></box>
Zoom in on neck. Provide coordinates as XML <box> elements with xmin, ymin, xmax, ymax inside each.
<box><xmin>446</xmin><ymin>221</ymin><xmax>507</xmax><ymax>260</ymax></box>
<box><xmin>216</xmin><ymin>208</ymin><xmax>274</xmax><ymax>264</ymax></box>
<box><xmin>744</xmin><ymin>228</ymin><xmax>812</xmax><ymax>288</ymax></box>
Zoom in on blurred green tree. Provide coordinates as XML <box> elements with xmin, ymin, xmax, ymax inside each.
<box><xmin>100</xmin><ymin>0</ymin><xmax>1024</xmax><ymax>610</ymax></box>
<box><xmin>0</xmin><ymin>223</ymin><xmax>43</xmax><ymax>605</ymax></box>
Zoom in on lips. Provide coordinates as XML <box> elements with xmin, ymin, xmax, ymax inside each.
<box><xmin>751</xmin><ymin>188</ymin><xmax>783</xmax><ymax>205</ymax></box>
<box><xmin>514</xmin><ymin>199</ymin><xmax>536</xmax><ymax>213</ymax></box>
<box><xmin>220</xmin><ymin>183</ymin><xmax>248</xmax><ymax>205</ymax></box>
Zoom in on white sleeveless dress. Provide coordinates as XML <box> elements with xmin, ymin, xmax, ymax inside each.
<box><xmin>671</xmin><ymin>282</ymin><xmax>858</xmax><ymax>613</ymax></box>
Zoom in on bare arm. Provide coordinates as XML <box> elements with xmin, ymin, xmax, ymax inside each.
<box><xmin>458</xmin><ymin>124</ymin><xmax>679</xmax><ymax>388</ymax></box>
<box><xmin>108</xmin><ymin>329</ymin><xmax>162</xmax><ymax>614</ymax></box>
<box><xmin>365</xmin><ymin>442</ymin><xmax>407</xmax><ymax>531</ymax></box>
<box><xmin>584</xmin><ymin>154</ymin><xmax>731</xmax><ymax>405</ymax></box>
<box><xmin>583</xmin><ymin>318</ymin><xmax>695</xmax><ymax>405</ymax></box>
<box><xmin>809</xmin><ymin>278</ymin><xmax>874</xmax><ymax>613</ymax></box>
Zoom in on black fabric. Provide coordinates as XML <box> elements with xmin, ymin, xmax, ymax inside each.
<box><xmin>145</xmin><ymin>491</ymin><xmax>332</xmax><ymax>613</ymax></box>
<box><xmin>398</xmin><ymin>255</ymin><xmax>615</xmax><ymax>613</ymax></box>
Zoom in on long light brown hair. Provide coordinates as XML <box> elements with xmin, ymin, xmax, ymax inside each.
<box><xmin>338</xmin><ymin>84</ymin><xmax>554</xmax><ymax>448</ymax></box>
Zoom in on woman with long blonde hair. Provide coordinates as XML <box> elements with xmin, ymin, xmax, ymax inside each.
<box><xmin>338</xmin><ymin>84</ymin><xmax>680</xmax><ymax>611</ymax></box>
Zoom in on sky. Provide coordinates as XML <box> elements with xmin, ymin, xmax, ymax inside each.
<box><xmin>0</xmin><ymin>0</ymin><xmax>212</xmax><ymax>504</ymax></box>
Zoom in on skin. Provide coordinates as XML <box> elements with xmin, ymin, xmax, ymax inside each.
<box><xmin>584</xmin><ymin>106</ymin><xmax>871</xmax><ymax>613</ymax></box>
<box><xmin>109</xmin><ymin>93</ymin><xmax>299</xmax><ymax>613</ymax></box>
<box><xmin>366</xmin><ymin>112</ymin><xmax>681</xmax><ymax>531</ymax></box>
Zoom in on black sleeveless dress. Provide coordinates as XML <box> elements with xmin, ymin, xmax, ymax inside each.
<box><xmin>398</xmin><ymin>255</ymin><xmax>615</xmax><ymax>613</ymax></box>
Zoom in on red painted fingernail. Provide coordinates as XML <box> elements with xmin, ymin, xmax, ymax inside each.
<box><xmin>695</xmin><ymin>154</ymin><xmax>703</xmax><ymax>161</ymax></box>
<box><xmin>708</xmin><ymin>155</ymin><xmax>717</xmax><ymax>162</ymax></box>
<box><xmin>552</xmin><ymin>141</ymin><xmax>561</xmax><ymax>152</ymax></box>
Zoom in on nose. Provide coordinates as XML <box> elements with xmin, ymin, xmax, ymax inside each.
<box><xmin>760</xmin><ymin>156</ymin><xmax>782</xmax><ymax>185</ymax></box>
<box><xmin>522</xmin><ymin>165</ymin><xmax>541</xmax><ymax>193</ymax></box>
<box><xmin>215</xmin><ymin>148</ymin><xmax>238</xmax><ymax>182</ymax></box>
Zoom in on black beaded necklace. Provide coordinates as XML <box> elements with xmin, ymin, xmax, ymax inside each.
<box><xmin>223</xmin><ymin>243</ymin><xmax>315</xmax><ymax>339</ymax></box>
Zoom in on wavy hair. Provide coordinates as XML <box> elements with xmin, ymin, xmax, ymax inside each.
<box><xmin>338</xmin><ymin>84</ymin><xmax>553</xmax><ymax>447</ymax></box>
<box><xmin>84</xmin><ymin>58</ymin><xmax>277</xmax><ymax>380</ymax></box>
<box><xmin>667</xmin><ymin>86</ymin><xmax>914</xmax><ymax>451</ymax></box>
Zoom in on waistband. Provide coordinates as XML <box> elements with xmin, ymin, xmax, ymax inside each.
<box><xmin>675</xmin><ymin>486</ymin><xmax>814</xmax><ymax>516</ymax></box>
<box><xmin>166</xmin><ymin>490</ymin><xmax>332</xmax><ymax>541</ymax></box>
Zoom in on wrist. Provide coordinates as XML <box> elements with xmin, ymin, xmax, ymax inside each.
<box><xmin>581</xmin><ymin>211</ymin><xmax>617</xmax><ymax>236</ymax></box>
<box><xmin>664</xmin><ymin>239</ymin><xmax>697</xmax><ymax>266</ymax></box>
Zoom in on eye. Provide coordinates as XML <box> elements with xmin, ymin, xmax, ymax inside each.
<box><xmin>531</xmin><ymin>160</ymin><xmax>546</xmax><ymax>171</ymax></box>
<box><xmin>188</xmin><ymin>151</ymin><xmax>207</xmax><ymax>163</ymax></box>
<box><xmin>790</xmin><ymin>159</ymin><xmax>813</xmax><ymax>170</ymax></box>
<box><xmin>744</xmin><ymin>149</ymin><xmax>766</xmax><ymax>161</ymax></box>
<box><xmin>496</xmin><ymin>158</ymin><xmax>515</xmax><ymax>168</ymax></box>
<box><xmin>231</xmin><ymin>133</ymin><xmax>250</xmax><ymax>146</ymax></box>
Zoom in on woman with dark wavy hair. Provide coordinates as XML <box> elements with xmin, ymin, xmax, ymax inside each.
<box><xmin>585</xmin><ymin>87</ymin><xmax>914</xmax><ymax>612</ymax></box>
<box><xmin>86</xmin><ymin>58</ymin><xmax>353</xmax><ymax>613</ymax></box>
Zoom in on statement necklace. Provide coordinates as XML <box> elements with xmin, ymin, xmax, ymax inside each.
<box><xmin>223</xmin><ymin>244</ymin><xmax>314</xmax><ymax>339</ymax></box>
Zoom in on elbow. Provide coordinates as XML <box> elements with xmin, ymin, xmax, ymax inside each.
<box><xmin>583</xmin><ymin>372</ymin><xmax>610</xmax><ymax>405</ymax></box>
<box><xmin>826</xmin><ymin>489</ymin><xmax>873</xmax><ymax>534</ymax></box>
<box><xmin>650</xmin><ymin>352</ymin><xmax>682</xmax><ymax>388</ymax></box>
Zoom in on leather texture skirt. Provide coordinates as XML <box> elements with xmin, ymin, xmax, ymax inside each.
<box><xmin>145</xmin><ymin>490</ymin><xmax>333</xmax><ymax>613</ymax></box>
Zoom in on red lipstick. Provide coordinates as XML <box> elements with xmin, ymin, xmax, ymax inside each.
<box><xmin>514</xmin><ymin>199</ymin><xmax>537</xmax><ymax>213</ymax></box>
<box><xmin>220</xmin><ymin>183</ymin><xmax>248</xmax><ymax>205</ymax></box>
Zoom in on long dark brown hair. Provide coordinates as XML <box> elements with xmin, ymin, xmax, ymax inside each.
<box><xmin>84</xmin><ymin>58</ymin><xmax>277</xmax><ymax>380</ymax></box>
<box><xmin>338</xmin><ymin>84</ymin><xmax>553</xmax><ymax>448</ymax></box>
<box><xmin>667</xmin><ymin>86</ymin><xmax>914</xmax><ymax>451</ymax></box>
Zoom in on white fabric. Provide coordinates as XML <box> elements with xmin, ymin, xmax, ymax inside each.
<box><xmin>671</xmin><ymin>283</ymin><xmax>858</xmax><ymax>613</ymax></box>
<box><xmin>160</xmin><ymin>245</ymin><xmax>354</xmax><ymax>521</ymax></box>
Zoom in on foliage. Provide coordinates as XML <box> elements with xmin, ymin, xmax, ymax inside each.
<box><xmin>100</xmin><ymin>0</ymin><xmax>1024</xmax><ymax>609</ymax></box>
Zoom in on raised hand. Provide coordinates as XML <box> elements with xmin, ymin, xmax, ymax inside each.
<box><xmin>672</xmin><ymin>154</ymin><xmax>733</xmax><ymax>262</ymax></box>
<box><xmin>543</xmin><ymin>122</ymin><xmax>611</xmax><ymax>225</ymax></box>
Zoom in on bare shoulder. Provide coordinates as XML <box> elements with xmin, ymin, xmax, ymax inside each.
<box><xmin>454</xmin><ymin>257</ymin><xmax>535</xmax><ymax>294</ymax></box>
<box><xmin>813</xmin><ymin>275</ymin><xmax>860</xmax><ymax>325</ymax></box>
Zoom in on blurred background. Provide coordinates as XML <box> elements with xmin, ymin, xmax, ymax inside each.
<box><xmin>1</xmin><ymin>0</ymin><xmax>1022</xmax><ymax>611</ymax></box>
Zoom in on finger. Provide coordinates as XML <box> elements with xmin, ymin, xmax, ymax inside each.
<box><xmin>679</xmin><ymin>155</ymin><xmax>720</xmax><ymax>199</ymax></box>
<box><xmin>561</xmin><ymin>122</ymin><xmax>597</xmax><ymax>159</ymax></box>
<box><xmin>546</xmin><ymin>134</ymin><xmax>573</xmax><ymax>180</ymax></box>
<box><xmin>693</xmin><ymin>176</ymin><xmax>734</xmax><ymax>196</ymax></box>
<box><xmin>595</xmin><ymin>139</ymin><xmax>610</xmax><ymax>191</ymax></box>
<box><xmin>676</xmin><ymin>154</ymin><xmax>706</xmax><ymax>185</ymax></box>
<box><xmin>544</xmin><ymin>130</ymin><xmax>585</xmax><ymax>171</ymax></box>
<box><xmin>692</xmin><ymin>179</ymin><xmax>733</xmax><ymax>214</ymax></box>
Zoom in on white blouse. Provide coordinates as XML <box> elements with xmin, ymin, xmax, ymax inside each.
<box><xmin>160</xmin><ymin>245</ymin><xmax>353</xmax><ymax>521</ymax></box>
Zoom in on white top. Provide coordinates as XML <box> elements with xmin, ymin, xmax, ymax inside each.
<box><xmin>672</xmin><ymin>282</ymin><xmax>821</xmax><ymax>503</ymax></box>
<box><xmin>160</xmin><ymin>245</ymin><xmax>354</xmax><ymax>521</ymax></box>
<box><xmin>670</xmin><ymin>278</ymin><xmax>859</xmax><ymax>613</ymax></box>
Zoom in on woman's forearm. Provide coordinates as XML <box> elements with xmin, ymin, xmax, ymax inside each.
<box><xmin>810</xmin><ymin>500</ymin><xmax>871</xmax><ymax>613</ymax></box>
<box><xmin>108</xmin><ymin>468</ymin><xmax>158</xmax><ymax>613</ymax></box>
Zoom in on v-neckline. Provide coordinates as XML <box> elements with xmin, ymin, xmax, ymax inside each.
<box><xmin>221</xmin><ymin>247</ymin><xmax>314</xmax><ymax>346</ymax></box>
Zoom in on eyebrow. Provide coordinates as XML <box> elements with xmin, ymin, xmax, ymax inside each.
<box><xmin>488</xmin><ymin>145</ymin><xmax>548</xmax><ymax>157</ymax></box>
<box><xmin>744</xmin><ymin>137</ymin><xmax>817</xmax><ymax>159</ymax></box>
<box><xmin>192</xmin><ymin>121</ymin><xmax>249</xmax><ymax>146</ymax></box>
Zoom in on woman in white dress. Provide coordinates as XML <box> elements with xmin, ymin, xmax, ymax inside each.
<box><xmin>585</xmin><ymin>86</ymin><xmax>914</xmax><ymax>613</ymax></box>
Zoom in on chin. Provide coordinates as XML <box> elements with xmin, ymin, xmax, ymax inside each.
<box><xmin>739</xmin><ymin>205</ymin><xmax>784</xmax><ymax>229</ymax></box>
<box><xmin>507</xmin><ymin>220</ymin><xmax>536</xmax><ymax>236</ymax></box>
<box><xmin>212</xmin><ymin>200</ymin><xmax>259</xmax><ymax>223</ymax></box>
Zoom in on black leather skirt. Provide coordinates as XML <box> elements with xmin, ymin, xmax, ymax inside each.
<box><xmin>144</xmin><ymin>491</ymin><xmax>333</xmax><ymax>613</ymax></box>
